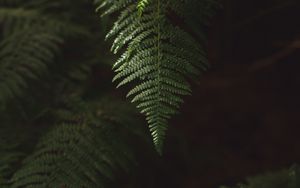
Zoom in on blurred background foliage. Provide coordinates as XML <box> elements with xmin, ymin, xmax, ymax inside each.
<box><xmin>0</xmin><ymin>0</ymin><xmax>299</xmax><ymax>188</ymax></box>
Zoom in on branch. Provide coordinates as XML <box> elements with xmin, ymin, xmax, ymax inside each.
<box><xmin>248</xmin><ymin>38</ymin><xmax>300</xmax><ymax>72</ymax></box>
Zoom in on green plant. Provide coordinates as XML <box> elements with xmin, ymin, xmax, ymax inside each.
<box><xmin>0</xmin><ymin>0</ymin><xmax>157</xmax><ymax>187</ymax></box>
<box><xmin>0</xmin><ymin>0</ymin><xmax>89</xmax><ymax>109</ymax></box>
<box><xmin>96</xmin><ymin>0</ymin><xmax>219</xmax><ymax>153</ymax></box>
<box><xmin>6</xmin><ymin>100</ymin><xmax>152</xmax><ymax>188</ymax></box>
<box><xmin>221</xmin><ymin>165</ymin><xmax>300</xmax><ymax>188</ymax></box>
<box><xmin>0</xmin><ymin>0</ymin><xmax>221</xmax><ymax>185</ymax></box>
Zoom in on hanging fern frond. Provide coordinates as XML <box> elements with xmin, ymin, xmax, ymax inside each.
<box><xmin>97</xmin><ymin>0</ymin><xmax>218</xmax><ymax>153</ymax></box>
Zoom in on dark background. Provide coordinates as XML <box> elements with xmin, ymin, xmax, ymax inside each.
<box><xmin>1</xmin><ymin>1</ymin><xmax>299</xmax><ymax>187</ymax></box>
<box><xmin>159</xmin><ymin>0</ymin><xmax>300</xmax><ymax>187</ymax></box>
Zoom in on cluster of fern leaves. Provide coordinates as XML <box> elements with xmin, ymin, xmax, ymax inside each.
<box><xmin>97</xmin><ymin>0</ymin><xmax>219</xmax><ymax>153</ymax></box>
<box><xmin>0</xmin><ymin>0</ymin><xmax>157</xmax><ymax>187</ymax></box>
<box><xmin>1</xmin><ymin>0</ymin><xmax>220</xmax><ymax>185</ymax></box>
<box><xmin>1</xmin><ymin>98</ymin><xmax>154</xmax><ymax>188</ymax></box>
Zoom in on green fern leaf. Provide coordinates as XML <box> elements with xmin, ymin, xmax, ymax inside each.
<box><xmin>97</xmin><ymin>0</ymin><xmax>218</xmax><ymax>154</ymax></box>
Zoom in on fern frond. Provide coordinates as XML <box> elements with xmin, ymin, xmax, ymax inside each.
<box><xmin>221</xmin><ymin>165</ymin><xmax>300</xmax><ymax>188</ymax></box>
<box><xmin>4</xmin><ymin>95</ymin><xmax>153</xmax><ymax>187</ymax></box>
<box><xmin>97</xmin><ymin>0</ymin><xmax>217</xmax><ymax>153</ymax></box>
<box><xmin>9</xmin><ymin>108</ymin><xmax>147</xmax><ymax>188</ymax></box>
<box><xmin>98</xmin><ymin>0</ymin><xmax>135</xmax><ymax>17</ymax></box>
<box><xmin>0</xmin><ymin>29</ymin><xmax>62</xmax><ymax>107</ymax></box>
<box><xmin>0</xmin><ymin>141</ymin><xmax>24</xmax><ymax>187</ymax></box>
<box><xmin>0</xmin><ymin>123</ymin><xmax>34</xmax><ymax>188</ymax></box>
<box><xmin>0</xmin><ymin>5</ymin><xmax>90</xmax><ymax>109</ymax></box>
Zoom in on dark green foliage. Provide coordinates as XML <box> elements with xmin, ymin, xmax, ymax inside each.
<box><xmin>96</xmin><ymin>0</ymin><xmax>219</xmax><ymax>153</ymax></box>
<box><xmin>0</xmin><ymin>0</ymin><xmax>157</xmax><ymax>187</ymax></box>
<box><xmin>7</xmin><ymin>101</ymin><xmax>150</xmax><ymax>188</ymax></box>
<box><xmin>0</xmin><ymin>0</ymin><xmax>88</xmax><ymax>110</ymax></box>
<box><xmin>0</xmin><ymin>95</ymin><xmax>155</xmax><ymax>188</ymax></box>
<box><xmin>0</xmin><ymin>30</ymin><xmax>62</xmax><ymax>105</ymax></box>
<box><xmin>0</xmin><ymin>135</ymin><xmax>24</xmax><ymax>186</ymax></box>
<box><xmin>221</xmin><ymin>165</ymin><xmax>300</xmax><ymax>188</ymax></box>
<box><xmin>0</xmin><ymin>122</ymin><xmax>41</xmax><ymax>187</ymax></box>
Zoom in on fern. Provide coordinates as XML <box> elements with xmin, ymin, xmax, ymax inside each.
<box><xmin>0</xmin><ymin>1</ymin><xmax>159</xmax><ymax>187</ymax></box>
<box><xmin>0</xmin><ymin>4</ymin><xmax>88</xmax><ymax>109</ymax></box>
<box><xmin>9</xmin><ymin>122</ymin><xmax>129</xmax><ymax>187</ymax></box>
<box><xmin>0</xmin><ymin>29</ymin><xmax>62</xmax><ymax>107</ymax></box>
<box><xmin>0</xmin><ymin>139</ymin><xmax>24</xmax><ymax>187</ymax></box>
<box><xmin>0</xmin><ymin>122</ymin><xmax>37</xmax><ymax>188</ymax></box>
<box><xmin>221</xmin><ymin>165</ymin><xmax>300</xmax><ymax>188</ymax></box>
<box><xmin>6</xmin><ymin>98</ymin><xmax>152</xmax><ymax>188</ymax></box>
<box><xmin>97</xmin><ymin>0</ymin><xmax>217</xmax><ymax>153</ymax></box>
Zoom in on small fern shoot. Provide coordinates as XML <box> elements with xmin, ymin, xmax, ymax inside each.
<box><xmin>137</xmin><ymin>0</ymin><xmax>150</xmax><ymax>16</ymax></box>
